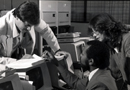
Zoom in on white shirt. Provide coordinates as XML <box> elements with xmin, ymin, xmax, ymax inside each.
<box><xmin>88</xmin><ymin>68</ymin><xmax>99</xmax><ymax>81</ymax></box>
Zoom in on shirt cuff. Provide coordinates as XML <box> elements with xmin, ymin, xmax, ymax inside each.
<box><xmin>54</xmin><ymin>49</ymin><xmax>61</xmax><ymax>54</ymax></box>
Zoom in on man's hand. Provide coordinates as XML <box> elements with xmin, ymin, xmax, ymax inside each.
<box><xmin>55</xmin><ymin>51</ymin><xmax>68</xmax><ymax>61</ymax></box>
<box><xmin>0</xmin><ymin>64</ymin><xmax>9</xmax><ymax>77</ymax></box>
<box><xmin>43</xmin><ymin>50</ymin><xmax>59</xmax><ymax>66</ymax></box>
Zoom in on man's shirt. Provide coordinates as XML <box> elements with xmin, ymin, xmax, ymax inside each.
<box><xmin>88</xmin><ymin>68</ymin><xmax>99</xmax><ymax>81</ymax></box>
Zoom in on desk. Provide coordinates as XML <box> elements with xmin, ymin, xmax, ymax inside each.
<box><xmin>7</xmin><ymin>59</ymin><xmax>53</xmax><ymax>90</ymax></box>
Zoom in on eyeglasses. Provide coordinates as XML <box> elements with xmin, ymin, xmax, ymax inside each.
<box><xmin>91</xmin><ymin>29</ymin><xmax>100</xmax><ymax>36</ymax></box>
<box><xmin>23</xmin><ymin>21</ymin><xmax>32</xmax><ymax>31</ymax></box>
<box><xmin>92</xmin><ymin>30</ymin><xmax>100</xmax><ymax>35</ymax></box>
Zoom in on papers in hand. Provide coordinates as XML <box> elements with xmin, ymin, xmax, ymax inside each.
<box><xmin>55</xmin><ymin>53</ymin><xmax>69</xmax><ymax>61</ymax></box>
<box><xmin>54</xmin><ymin>55</ymin><xmax>65</xmax><ymax>61</ymax></box>
<box><xmin>32</xmin><ymin>54</ymin><xmax>43</xmax><ymax>60</ymax></box>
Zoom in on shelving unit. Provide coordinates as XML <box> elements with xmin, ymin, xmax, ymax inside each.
<box><xmin>39</xmin><ymin>0</ymin><xmax>71</xmax><ymax>55</ymax></box>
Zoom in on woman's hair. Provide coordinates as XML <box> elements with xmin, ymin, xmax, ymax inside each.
<box><xmin>13</xmin><ymin>1</ymin><xmax>40</xmax><ymax>25</ymax></box>
<box><xmin>86</xmin><ymin>40</ymin><xmax>110</xmax><ymax>69</ymax></box>
<box><xmin>89</xmin><ymin>13</ymin><xmax>129</xmax><ymax>49</ymax></box>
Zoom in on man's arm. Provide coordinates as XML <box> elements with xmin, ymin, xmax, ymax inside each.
<box><xmin>57</xmin><ymin>60</ymin><xmax>88</xmax><ymax>90</ymax></box>
<box><xmin>124</xmin><ymin>35</ymin><xmax>130</xmax><ymax>84</ymax></box>
<box><xmin>90</xmin><ymin>82</ymin><xmax>109</xmax><ymax>90</ymax></box>
<box><xmin>45</xmin><ymin>50</ymin><xmax>89</xmax><ymax>90</ymax></box>
<box><xmin>34</xmin><ymin>19</ymin><xmax>60</xmax><ymax>53</ymax></box>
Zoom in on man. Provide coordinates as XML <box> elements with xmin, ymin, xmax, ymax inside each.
<box><xmin>51</xmin><ymin>40</ymin><xmax>117</xmax><ymax>90</ymax></box>
<box><xmin>0</xmin><ymin>1</ymin><xmax>61</xmax><ymax>60</ymax></box>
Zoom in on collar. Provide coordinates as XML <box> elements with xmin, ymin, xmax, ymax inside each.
<box><xmin>13</xmin><ymin>21</ymin><xmax>20</xmax><ymax>38</ymax></box>
<box><xmin>114</xmin><ymin>47</ymin><xmax>119</xmax><ymax>53</ymax></box>
<box><xmin>88</xmin><ymin>68</ymin><xmax>99</xmax><ymax>81</ymax></box>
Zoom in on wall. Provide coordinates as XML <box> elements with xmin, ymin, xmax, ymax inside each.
<box><xmin>0</xmin><ymin>0</ymin><xmax>11</xmax><ymax>10</ymax></box>
<box><xmin>71</xmin><ymin>23</ymin><xmax>92</xmax><ymax>37</ymax></box>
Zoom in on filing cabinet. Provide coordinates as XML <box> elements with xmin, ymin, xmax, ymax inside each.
<box><xmin>39</xmin><ymin>0</ymin><xmax>71</xmax><ymax>55</ymax></box>
<box><xmin>58</xmin><ymin>1</ymin><xmax>71</xmax><ymax>26</ymax></box>
<box><xmin>58</xmin><ymin>1</ymin><xmax>71</xmax><ymax>12</ymax></box>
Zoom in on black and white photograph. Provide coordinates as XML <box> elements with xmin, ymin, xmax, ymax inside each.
<box><xmin>0</xmin><ymin>0</ymin><xmax>130</xmax><ymax>90</ymax></box>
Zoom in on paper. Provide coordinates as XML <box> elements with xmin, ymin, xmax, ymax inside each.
<box><xmin>6</xmin><ymin>58</ymin><xmax>44</xmax><ymax>69</ymax></box>
<box><xmin>32</xmin><ymin>54</ymin><xmax>43</xmax><ymax>60</ymax></box>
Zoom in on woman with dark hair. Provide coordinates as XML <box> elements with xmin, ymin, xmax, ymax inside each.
<box><xmin>89</xmin><ymin>13</ymin><xmax>130</xmax><ymax>90</ymax></box>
